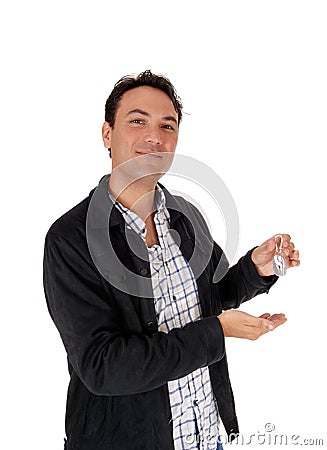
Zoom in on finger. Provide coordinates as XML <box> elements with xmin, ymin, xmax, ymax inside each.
<box><xmin>290</xmin><ymin>250</ymin><xmax>300</xmax><ymax>260</ymax></box>
<box><xmin>290</xmin><ymin>259</ymin><xmax>300</xmax><ymax>267</ymax></box>
<box><xmin>259</xmin><ymin>313</ymin><xmax>271</xmax><ymax>319</ymax></box>
<box><xmin>268</xmin><ymin>313</ymin><xmax>287</xmax><ymax>328</ymax></box>
<box><xmin>283</xmin><ymin>245</ymin><xmax>296</xmax><ymax>260</ymax></box>
<box><xmin>285</xmin><ymin>258</ymin><xmax>298</xmax><ymax>269</ymax></box>
<box><xmin>260</xmin><ymin>318</ymin><xmax>275</xmax><ymax>331</ymax></box>
<box><xmin>282</xmin><ymin>233</ymin><xmax>292</xmax><ymax>243</ymax></box>
<box><xmin>285</xmin><ymin>241</ymin><xmax>295</xmax><ymax>251</ymax></box>
<box><xmin>272</xmin><ymin>317</ymin><xmax>287</xmax><ymax>328</ymax></box>
<box><xmin>246</xmin><ymin>315</ymin><xmax>273</xmax><ymax>332</ymax></box>
<box><xmin>283</xmin><ymin>251</ymin><xmax>300</xmax><ymax>269</ymax></box>
<box><xmin>268</xmin><ymin>313</ymin><xmax>286</xmax><ymax>321</ymax></box>
<box><xmin>281</xmin><ymin>249</ymin><xmax>292</xmax><ymax>267</ymax></box>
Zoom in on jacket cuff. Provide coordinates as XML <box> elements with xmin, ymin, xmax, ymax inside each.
<box><xmin>199</xmin><ymin>315</ymin><xmax>226</xmax><ymax>365</ymax></box>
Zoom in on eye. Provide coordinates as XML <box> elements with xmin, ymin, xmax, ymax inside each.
<box><xmin>162</xmin><ymin>124</ymin><xmax>175</xmax><ymax>131</ymax></box>
<box><xmin>130</xmin><ymin>119</ymin><xmax>145</xmax><ymax>124</ymax></box>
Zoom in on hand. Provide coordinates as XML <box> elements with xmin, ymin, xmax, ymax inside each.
<box><xmin>218</xmin><ymin>310</ymin><xmax>287</xmax><ymax>341</ymax></box>
<box><xmin>251</xmin><ymin>233</ymin><xmax>300</xmax><ymax>276</ymax></box>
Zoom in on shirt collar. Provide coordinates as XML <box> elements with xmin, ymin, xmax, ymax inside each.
<box><xmin>108</xmin><ymin>183</ymin><xmax>166</xmax><ymax>213</ymax></box>
<box><xmin>108</xmin><ymin>183</ymin><xmax>168</xmax><ymax>239</ymax></box>
<box><xmin>154</xmin><ymin>184</ymin><xmax>166</xmax><ymax>213</ymax></box>
<box><xmin>91</xmin><ymin>174</ymin><xmax>182</xmax><ymax>229</ymax></box>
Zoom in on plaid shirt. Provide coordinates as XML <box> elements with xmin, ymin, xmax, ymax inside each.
<box><xmin>109</xmin><ymin>185</ymin><xmax>220</xmax><ymax>450</ymax></box>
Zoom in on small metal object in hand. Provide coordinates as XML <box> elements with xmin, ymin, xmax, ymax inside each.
<box><xmin>272</xmin><ymin>234</ymin><xmax>287</xmax><ymax>276</ymax></box>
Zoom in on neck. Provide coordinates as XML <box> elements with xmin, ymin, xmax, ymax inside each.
<box><xmin>108</xmin><ymin>172</ymin><xmax>158</xmax><ymax>222</ymax></box>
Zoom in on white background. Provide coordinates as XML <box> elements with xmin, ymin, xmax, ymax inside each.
<box><xmin>1</xmin><ymin>1</ymin><xmax>326</xmax><ymax>449</ymax></box>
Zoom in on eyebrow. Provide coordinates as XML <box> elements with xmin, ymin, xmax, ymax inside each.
<box><xmin>126</xmin><ymin>108</ymin><xmax>178</xmax><ymax>125</ymax></box>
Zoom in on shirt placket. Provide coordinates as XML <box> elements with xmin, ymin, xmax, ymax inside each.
<box><xmin>155</xmin><ymin>210</ymin><xmax>179</xmax><ymax>331</ymax></box>
<box><xmin>110</xmin><ymin>188</ymin><xmax>221</xmax><ymax>450</ymax></box>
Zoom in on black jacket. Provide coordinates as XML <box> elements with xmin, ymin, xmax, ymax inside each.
<box><xmin>43</xmin><ymin>174</ymin><xmax>277</xmax><ymax>450</ymax></box>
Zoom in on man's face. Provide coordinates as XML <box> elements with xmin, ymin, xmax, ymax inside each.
<box><xmin>102</xmin><ymin>86</ymin><xmax>179</xmax><ymax>182</ymax></box>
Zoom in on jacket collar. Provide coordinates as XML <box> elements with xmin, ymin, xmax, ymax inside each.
<box><xmin>91</xmin><ymin>173</ymin><xmax>183</xmax><ymax>229</ymax></box>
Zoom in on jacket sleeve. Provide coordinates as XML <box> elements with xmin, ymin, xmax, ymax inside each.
<box><xmin>186</xmin><ymin>200</ymin><xmax>278</xmax><ymax>310</ymax></box>
<box><xmin>43</xmin><ymin>231</ymin><xmax>226</xmax><ymax>396</ymax></box>
<box><xmin>217</xmin><ymin>246</ymin><xmax>278</xmax><ymax>310</ymax></box>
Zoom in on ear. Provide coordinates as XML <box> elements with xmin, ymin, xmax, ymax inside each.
<box><xmin>102</xmin><ymin>121</ymin><xmax>112</xmax><ymax>148</ymax></box>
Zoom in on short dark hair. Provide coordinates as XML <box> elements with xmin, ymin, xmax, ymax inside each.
<box><xmin>105</xmin><ymin>69</ymin><xmax>183</xmax><ymax>128</ymax></box>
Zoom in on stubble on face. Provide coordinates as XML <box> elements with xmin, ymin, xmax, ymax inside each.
<box><xmin>104</xmin><ymin>86</ymin><xmax>179</xmax><ymax>214</ymax></box>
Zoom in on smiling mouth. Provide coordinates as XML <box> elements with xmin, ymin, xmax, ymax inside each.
<box><xmin>136</xmin><ymin>151</ymin><xmax>162</xmax><ymax>158</ymax></box>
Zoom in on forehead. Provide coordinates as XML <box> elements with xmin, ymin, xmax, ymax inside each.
<box><xmin>117</xmin><ymin>86</ymin><xmax>178</xmax><ymax>118</ymax></box>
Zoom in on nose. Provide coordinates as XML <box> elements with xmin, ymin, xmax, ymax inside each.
<box><xmin>144</xmin><ymin>126</ymin><xmax>162</xmax><ymax>146</ymax></box>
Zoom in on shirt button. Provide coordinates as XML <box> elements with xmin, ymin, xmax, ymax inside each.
<box><xmin>193</xmin><ymin>399</ymin><xmax>198</xmax><ymax>406</ymax></box>
<box><xmin>140</xmin><ymin>267</ymin><xmax>148</xmax><ymax>276</ymax></box>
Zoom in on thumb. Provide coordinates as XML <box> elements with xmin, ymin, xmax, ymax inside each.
<box><xmin>255</xmin><ymin>237</ymin><xmax>275</xmax><ymax>257</ymax></box>
<box><xmin>263</xmin><ymin>237</ymin><xmax>276</xmax><ymax>253</ymax></box>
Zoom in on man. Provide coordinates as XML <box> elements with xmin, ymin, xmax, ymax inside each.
<box><xmin>43</xmin><ymin>70</ymin><xmax>300</xmax><ymax>450</ymax></box>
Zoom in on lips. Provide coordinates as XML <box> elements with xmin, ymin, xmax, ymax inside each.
<box><xmin>136</xmin><ymin>151</ymin><xmax>162</xmax><ymax>158</ymax></box>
